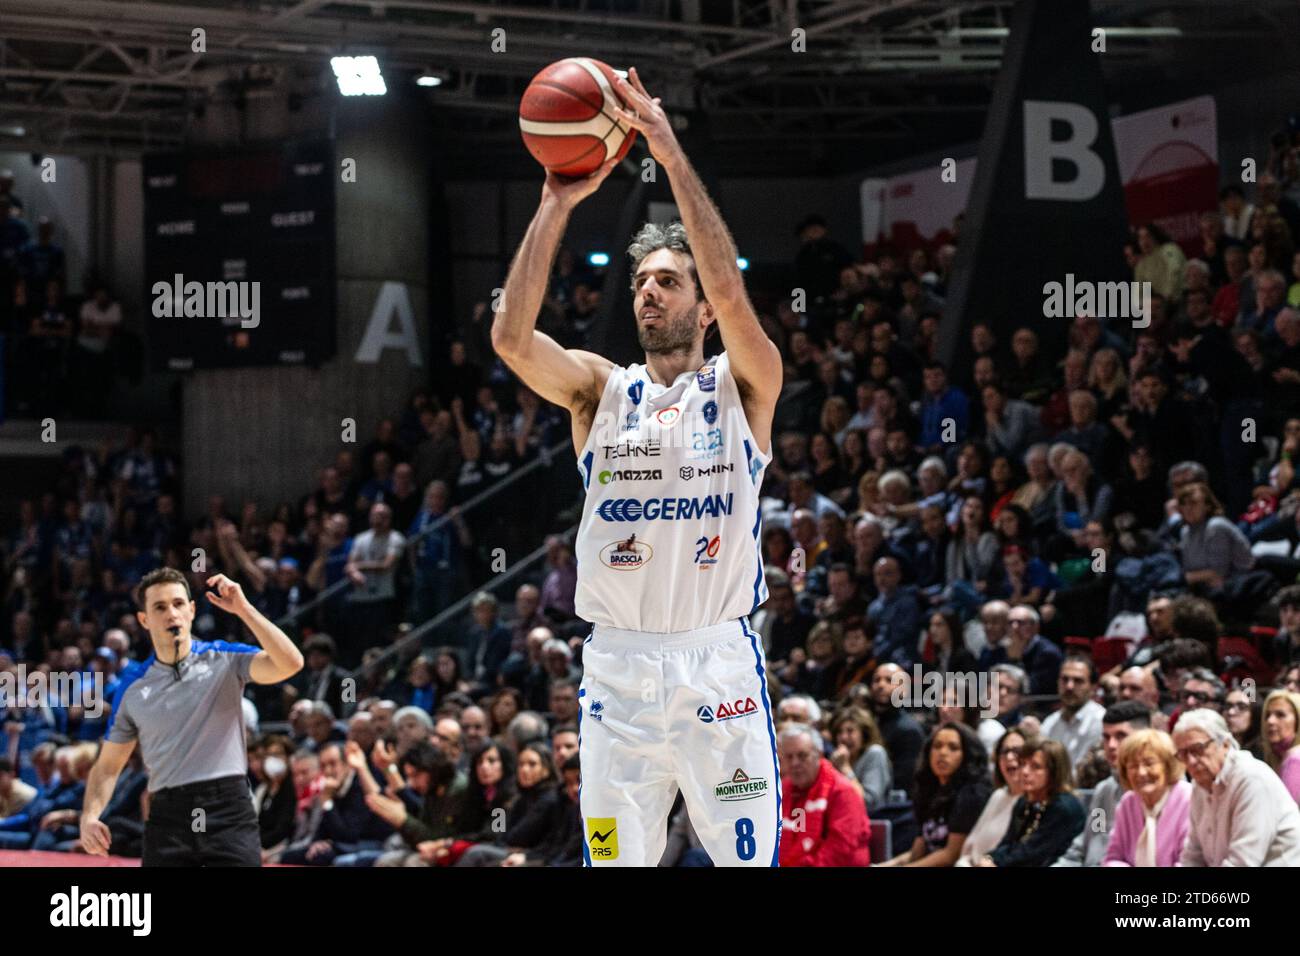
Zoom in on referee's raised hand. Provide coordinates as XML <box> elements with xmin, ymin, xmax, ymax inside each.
<box><xmin>205</xmin><ymin>573</ymin><xmax>249</xmax><ymax>614</ymax></box>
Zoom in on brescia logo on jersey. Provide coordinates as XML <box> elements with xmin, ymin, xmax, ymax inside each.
<box><xmin>599</xmin><ymin>535</ymin><xmax>653</xmax><ymax>569</ymax></box>
<box><xmin>596</xmin><ymin>494</ymin><xmax>733</xmax><ymax>522</ymax></box>
<box><xmin>696</xmin><ymin>698</ymin><xmax>759</xmax><ymax>723</ymax></box>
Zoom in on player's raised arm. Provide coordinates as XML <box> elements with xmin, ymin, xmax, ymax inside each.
<box><xmin>611</xmin><ymin>67</ymin><xmax>783</xmax><ymax>417</ymax></box>
<box><xmin>490</xmin><ymin>164</ymin><xmax>620</xmax><ymax>414</ymax></box>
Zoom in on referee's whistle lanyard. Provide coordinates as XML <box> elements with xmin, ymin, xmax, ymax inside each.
<box><xmin>166</xmin><ymin>626</ymin><xmax>186</xmax><ymax>681</ymax></box>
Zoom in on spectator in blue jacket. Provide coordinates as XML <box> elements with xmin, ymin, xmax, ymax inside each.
<box><xmin>868</xmin><ymin>556</ymin><xmax>922</xmax><ymax>668</ymax></box>
<box><xmin>919</xmin><ymin>362</ymin><xmax>970</xmax><ymax>452</ymax></box>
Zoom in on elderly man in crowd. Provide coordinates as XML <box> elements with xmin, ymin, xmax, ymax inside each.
<box><xmin>778</xmin><ymin>723</ymin><xmax>871</xmax><ymax>866</ymax></box>
<box><xmin>1174</xmin><ymin>709</ymin><xmax>1300</xmax><ymax>866</ymax></box>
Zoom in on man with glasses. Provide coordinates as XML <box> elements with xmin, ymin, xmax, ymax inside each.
<box><xmin>1173</xmin><ymin>708</ymin><xmax>1300</xmax><ymax>865</ymax></box>
<box><xmin>978</xmin><ymin>605</ymin><xmax>1062</xmax><ymax>698</ymax></box>
<box><xmin>1041</xmin><ymin>654</ymin><xmax>1106</xmax><ymax>770</ymax></box>
<box><xmin>1178</xmin><ymin>668</ymin><xmax>1226</xmax><ymax>717</ymax></box>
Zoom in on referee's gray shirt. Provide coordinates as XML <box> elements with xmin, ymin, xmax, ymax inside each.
<box><xmin>107</xmin><ymin>639</ymin><xmax>259</xmax><ymax>792</ymax></box>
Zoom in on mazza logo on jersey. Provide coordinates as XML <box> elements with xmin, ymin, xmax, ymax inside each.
<box><xmin>598</xmin><ymin>469</ymin><xmax>662</xmax><ymax>484</ymax></box>
<box><xmin>599</xmin><ymin>535</ymin><xmax>653</xmax><ymax>569</ymax></box>
<box><xmin>697</xmin><ymin>366</ymin><xmax>716</xmax><ymax>391</ymax></box>
<box><xmin>694</xmin><ymin>534</ymin><xmax>721</xmax><ymax>569</ymax></box>
<box><xmin>596</xmin><ymin>494</ymin><xmax>733</xmax><ymax>522</ymax></box>
<box><xmin>696</xmin><ymin>698</ymin><xmax>759</xmax><ymax>723</ymax></box>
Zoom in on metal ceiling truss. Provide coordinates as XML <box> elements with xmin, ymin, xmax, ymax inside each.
<box><xmin>0</xmin><ymin>0</ymin><xmax>1294</xmax><ymax>175</ymax></box>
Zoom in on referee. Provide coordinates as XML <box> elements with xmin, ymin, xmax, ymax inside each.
<box><xmin>80</xmin><ymin>567</ymin><xmax>304</xmax><ymax>866</ymax></box>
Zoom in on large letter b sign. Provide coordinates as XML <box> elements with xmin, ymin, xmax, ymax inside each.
<box><xmin>1023</xmin><ymin>100</ymin><xmax>1105</xmax><ymax>201</ymax></box>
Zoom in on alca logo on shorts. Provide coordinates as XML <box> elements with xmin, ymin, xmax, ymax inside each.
<box><xmin>589</xmin><ymin>699</ymin><xmax>604</xmax><ymax>722</ymax></box>
<box><xmin>714</xmin><ymin>768</ymin><xmax>769</xmax><ymax>802</ymax></box>
<box><xmin>703</xmin><ymin>400</ymin><xmax>718</xmax><ymax>425</ymax></box>
<box><xmin>694</xmin><ymin>534</ymin><xmax>720</xmax><ymax>569</ymax></box>
<box><xmin>600</xmin><ymin>535</ymin><xmax>652</xmax><ymax>569</ymax></box>
<box><xmin>696</xmin><ymin>698</ymin><xmax>759</xmax><ymax>723</ymax></box>
<box><xmin>697</xmin><ymin>366</ymin><xmax>716</xmax><ymax>391</ymax></box>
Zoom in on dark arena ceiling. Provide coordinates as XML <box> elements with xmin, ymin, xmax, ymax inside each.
<box><xmin>0</xmin><ymin>0</ymin><xmax>1298</xmax><ymax>177</ymax></box>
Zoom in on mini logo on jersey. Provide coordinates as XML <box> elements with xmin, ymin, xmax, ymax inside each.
<box><xmin>680</xmin><ymin>463</ymin><xmax>734</xmax><ymax>478</ymax></box>
<box><xmin>702</xmin><ymin>400</ymin><xmax>718</xmax><ymax>425</ymax></box>
<box><xmin>599</xmin><ymin>469</ymin><xmax>662</xmax><ymax>484</ymax></box>
<box><xmin>687</xmin><ymin>427</ymin><xmax>725</xmax><ymax>460</ymax></box>
<box><xmin>714</xmin><ymin>768</ymin><xmax>769</xmax><ymax>802</ymax></box>
<box><xmin>694</xmin><ymin>534</ymin><xmax>721</xmax><ymax>569</ymax></box>
<box><xmin>655</xmin><ymin>406</ymin><xmax>682</xmax><ymax>427</ymax></box>
<box><xmin>697</xmin><ymin>366</ymin><xmax>716</xmax><ymax>391</ymax></box>
<box><xmin>628</xmin><ymin>380</ymin><xmax>644</xmax><ymax>405</ymax></box>
<box><xmin>587</xmin><ymin>818</ymin><xmax>618</xmax><ymax>859</ymax></box>
<box><xmin>698</xmin><ymin>698</ymin><xmax>759</xmax><ymax>723</ymax></box>
<box><xmin>589</xmin><ymin>699</ymin><xmax>604</xmax><ymax>722</ymax></box>
<box><xmin>599</xmin><ymin>535</ymin><xmax>653</xmax><ymax>569</ymax></box>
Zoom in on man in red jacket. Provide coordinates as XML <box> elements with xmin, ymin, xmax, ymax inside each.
<box><xmin>778</xmin><ymin>723</ymin><xmax>871</xmax><ymax>866</ymax></box>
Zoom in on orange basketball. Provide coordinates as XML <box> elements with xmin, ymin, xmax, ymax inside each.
<box><xmin>519</xmin><ymin>57</ymin><xmax>638</xmax><ymax>178</ymax></box>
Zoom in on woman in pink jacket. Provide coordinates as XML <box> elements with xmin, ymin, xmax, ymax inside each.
<box><xmin>1103</xmin><ymin>729</ymin><xmax>1191</xmax><ymax>867</ymax></box>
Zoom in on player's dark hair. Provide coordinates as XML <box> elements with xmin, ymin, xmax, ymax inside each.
<box><xmin>627</xmin><ymin>220</ymin><xmax>705</xmax><ymax>302</ymax></box>
<box><xmin>134</xmin><ymin>567</ymin><xmax>191</xmax><ymax>609</ymax></box>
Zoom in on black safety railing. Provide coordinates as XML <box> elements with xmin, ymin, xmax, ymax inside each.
<box><xmin>274</xmin><ymin>437</ymin><xmax>578</xmax><ymax>639</ymax></box>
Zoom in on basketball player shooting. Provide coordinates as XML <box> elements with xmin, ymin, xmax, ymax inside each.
<box><xmin>493</xmin><ymin>66</ymin><xmax>785</xmax><ymax>866</ymax></box>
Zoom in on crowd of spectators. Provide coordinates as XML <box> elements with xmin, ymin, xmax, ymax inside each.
<box><xmin>0</xmin><ymin>169</ymin><xmax>143</xmax><ymax>416</ymax></box>
<box><xmin>6</xmin><ymin>127</ymin><xmax>1300</xmax><ymax>865</ymax></box>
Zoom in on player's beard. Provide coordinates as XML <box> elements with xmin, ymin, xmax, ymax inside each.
<box><xmin>637</xmin><ymin>302</ymin><xmax>701</xmax><ymax>356</ymax></box>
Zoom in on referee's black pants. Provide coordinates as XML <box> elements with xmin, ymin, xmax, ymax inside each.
<box><xmin>143</xmin><ymin>775</ymin><xmax>262</xmax><ymax>867</ymax></box>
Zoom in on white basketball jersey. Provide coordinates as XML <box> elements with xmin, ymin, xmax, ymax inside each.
<box><xmin>574</xmin><ymin>351</ymin><xmax>770</xmax><ymax>633</ymax></box>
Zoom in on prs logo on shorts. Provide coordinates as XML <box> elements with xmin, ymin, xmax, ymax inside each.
<box><xmin>696</xmin><ymin>698</ymin><xmax>759</xmax><ymax>723</ymax></box>
<box><xmin>587</xmin><ymin>818</ymin><xmax>618</xmax><ymax>859</ymax></box>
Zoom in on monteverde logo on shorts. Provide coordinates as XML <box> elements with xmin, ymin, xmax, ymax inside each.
<box><xmin>599</xmin><ymin>535</ymin><xmax>653</xmax><ymax>569</ymax></box>
<box><xmin>587</xmin><ymin>817</ymin><xmax>618</xmax><ymax>859</ymax></box>
<box><xmin>714</xmin><ymin>768</ymin><xmax>769</xmax><ymax>802</ymax></box>
<box><xmin>696</xmin><ymin>698</ymin><xmax>759</xmax><ymax>723</ymax></box>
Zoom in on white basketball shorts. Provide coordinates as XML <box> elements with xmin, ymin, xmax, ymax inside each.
<box><xmin>577</xmin><ymin>616</ymin><xmax>781</xmax><ymax>867</ymax></box>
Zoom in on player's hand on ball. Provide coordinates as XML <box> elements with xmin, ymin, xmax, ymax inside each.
<box><xmin>610</xmin><ymin>67</ymin><xmax>680</xmax><ymax>167</ymax></box>
<box><xmin>80</xmin><ymin>817</ymin><xmax>111</xmax><ymax>856</ymax></box>
<box><xmin>205</xmin><ymin>574</ymin><xmax>249</xmax><ymax>613</ymax></box>
<box><xmin>542</xmin><ymin>157</ymin><xmax>620</xmax><ymax>210</ymax></box>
